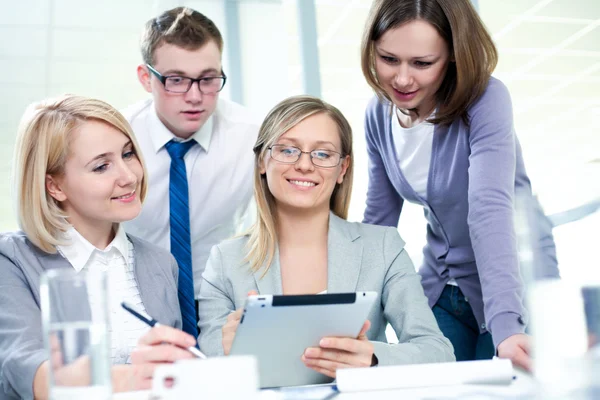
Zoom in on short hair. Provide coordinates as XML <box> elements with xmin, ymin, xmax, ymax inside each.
<box><xmin>361</xmin><ymin>0</ymin><xmax>498</xmax><ymax>125</ymax></box>
<box><xmin>12</xmin><ymin>95</ymin><xmax>148</xmax><ymax>253</ymax></box>
<box><xmin>247</xmin><ymin>95</ymin><xmax>354</xmax><ymax>274</ymax></box>
<box><xmin>141</xmin><ymin>7</ymin><xmax>224</xmax><ymax>65</ymax></box>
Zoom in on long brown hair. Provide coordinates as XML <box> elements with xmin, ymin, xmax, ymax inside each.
<box><xmin>247</xmin><ymin>96</ymin><xmax>354</xmax><ymax>274</ymax></box>
<box><xmin>361</xmin><ymin>0</ymin><xmax>498</xmax><ymax>125</ymax></box>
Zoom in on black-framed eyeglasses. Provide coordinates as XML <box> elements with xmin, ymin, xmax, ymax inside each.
<box><xmin>146</xmin><ymin>64</ymin><xmax>227</xmax><ymax>94</ymax></box>
<box><xmin>268</xmin><ymin>144</ymin><xmax>343</xmax><ymax>168</ymax></box>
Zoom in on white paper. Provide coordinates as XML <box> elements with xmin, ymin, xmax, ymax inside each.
<box><xmin>336</xmin><ymin>359</ymin><xmax>514</xmax><ymax>392</ymax></box>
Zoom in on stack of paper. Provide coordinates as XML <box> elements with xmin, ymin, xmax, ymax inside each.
<box><xmin>336</xmin><ymin>359</ymin><xmax>514</xmax><ymax>392</ymax></box>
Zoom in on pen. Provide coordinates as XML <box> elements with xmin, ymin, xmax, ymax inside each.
<box><xmin>121</xmin><ymin>301</ymin><xmax>207</xmax><ymax>359</ymax></box>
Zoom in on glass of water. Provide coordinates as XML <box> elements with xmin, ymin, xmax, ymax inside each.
<box><xmin>40</xmin><ymin>268</ymin><xmax>111</xmax><ymax>400</ymax></box>
<box><xmin>516</xmin><ymin>193</ymin><xmax>600</xmax><ymax>398</ymax></box>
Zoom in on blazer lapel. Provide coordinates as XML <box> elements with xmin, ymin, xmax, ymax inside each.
<box><xmin>251</xmin><ymin>214</ymin><xmax>362</xmax><ymax>295</ymax></box>
<box><xmin>327</xmin><ymin>213</ymin><xmax>363</xmax><ymax>293</ymax></box>
<box><xmin>130</xmin><ymin>237</ymin><xmax>177</xmax><ymax>326</ymax></box>
<box><xmin>253</xmin><ymin>246</ymin><xmax>283</xmax><ymax>295</ymax></box>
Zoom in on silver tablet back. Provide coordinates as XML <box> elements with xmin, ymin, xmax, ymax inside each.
<box><xmin>230</xmin><ymin>292</ymin><xmax>377</xmax><ymax>388</ymax></box>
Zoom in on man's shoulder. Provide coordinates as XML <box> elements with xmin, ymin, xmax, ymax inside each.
<box><xmin>214</xmin><ymin>98</ymin><xmax>260</xmax><ymax>134</ymax></box>
<box><xmin>121</xmin><ymin>98</ymin><xmax>153</xmax><ymax>124</ymax></box>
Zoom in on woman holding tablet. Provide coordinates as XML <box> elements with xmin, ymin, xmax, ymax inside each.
<box><xmin>197</xmin><ymin>95</ymin><xmax>454</xmax><ymax>378</ymax></box>
<box><xmin>360</xmin><ymin>0</ymin><xmax>557</xmax><ymax>370</ymax></box>
<box><xmin>0</xmin><ymin>95</ymin><xmax>196</xmax><ymax>399</ymax></box>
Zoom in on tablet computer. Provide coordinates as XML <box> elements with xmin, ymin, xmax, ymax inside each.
<box><xmin>229</xmin><ymin>291</ymin><xmax>377</xmax><ymax>388</ymax></box>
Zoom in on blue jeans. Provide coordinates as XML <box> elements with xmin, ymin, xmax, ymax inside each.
<box><xmin>432</xmin><ymin>285</ymin><xmax>495</xmax><ymax>361</ymax></box>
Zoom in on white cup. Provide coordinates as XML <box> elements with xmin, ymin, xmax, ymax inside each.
<box><xmin>152</xmin><ymin>356</ymin><xmax>259</xmax><ymax>399</ymax></box>
<box><xmin>529</xmin><ymin>280</ymin><xmax>591</xmax><ymax>396</ymax></box>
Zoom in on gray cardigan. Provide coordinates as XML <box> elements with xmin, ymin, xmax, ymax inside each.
<box><xmin>363</xmin><ymin>77</ymin><xmax>558</xmax><ymax>349</ymax></box>
<box><xmin>197</xmin><ymin>213</ymin><xmax>455</xmax><ymax>365</ymax></box>
<box><xmin>0</xmin><ymin>232</ymin><xmax>182</xmax><ymax>400</ymax></box>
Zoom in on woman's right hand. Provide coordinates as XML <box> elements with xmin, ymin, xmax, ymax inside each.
<box><xmin>222</xmin><ymin>290</ymin><xmax>257</xmax><ymax>355</ymax></box>
<box><xmin>497</xmin><ymin>333</ymin><xmax>532</xmax><ymax>372</ymax></box>
<box><xmin>117</xmin><ymin>325</ymin><xmax>197</xmax><ymax>391</ymax></box>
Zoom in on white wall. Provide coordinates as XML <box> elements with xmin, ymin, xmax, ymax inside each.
<box><xmin>0</xmin><ymin>0</ymin><xmax>292</xmax><ymax>231</ymax></box>
<box><xmin>310</xmin><ymin>0</ymin><xmax>600</xmax><ymax>275</ymax></box>
<box><xmin>1</xmin><ymin>0</ymin><xmax>598</xmax><ymax>280</ymax></box>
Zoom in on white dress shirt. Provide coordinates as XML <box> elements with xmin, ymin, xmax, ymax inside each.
<box><xmin>57</xmin><ymin>225</ymin><xmax>150</xmax><ymax>364</ymax></box>
<box><xmin>122</xmin><ymin>98</ymin><xmax>259</xmax><ymax>297</ymax></box>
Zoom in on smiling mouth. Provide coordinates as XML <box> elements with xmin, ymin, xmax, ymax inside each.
<box><xmin>288</xmin><ymin>179</ymin><xmax>317</xmax><ymax>187</ymax></box>
<box><xmin>395</xmin><ymin>88</ymin><xmax>418</xmax><ymax>95</ymax></box>
<box><xmin>112</xmin><ymin>190</ymin><xmax>135</xmax><ymax>200</ymax></box>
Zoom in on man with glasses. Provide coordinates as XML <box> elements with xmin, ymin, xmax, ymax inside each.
<box><xmin>123</xmin><ymin>7</ymin><xmax>258</xmax><ymax>337</ymax></box>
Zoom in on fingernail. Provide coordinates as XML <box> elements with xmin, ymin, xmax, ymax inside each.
<box><xmin>305</xmin><ymin>348</ymin><xmax>317</xmax><ymax>357</ymax></box>
<box><xmin>320</xmin><ymin>339</ymin><xmax>329</xmax><ymax>347</ymax></box>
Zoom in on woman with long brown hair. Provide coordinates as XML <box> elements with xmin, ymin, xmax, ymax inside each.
<box><xmin>361</xmin><ymin>0</ymin><xmax>557</xmax><ymax>370</ymax></box>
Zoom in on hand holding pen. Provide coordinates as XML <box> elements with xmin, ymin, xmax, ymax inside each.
<box><xmin>121</xmin><ymin>302</ymin><xmax>206</xmax><ymax>362</ymax></box>
<box><xmin>111</xmin><ymin>302</ymin><xmax>206</xmax><ymax>391</ymax></box>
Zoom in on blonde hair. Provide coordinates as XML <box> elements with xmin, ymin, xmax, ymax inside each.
<box><xmin>141</xmin><ymin>7</ymin><xmax>224</xmax><ymax>65</ymax></box>
<box><xmin>12</xmin><ymin>95</ymin><xmax>148</xmax><ymax>253</ymax></box>
<box><xmin>246</xmin><ymin>95</ymin><xmax>354</xmax><ymax>274</ymax></box>
<box><xmin>361</xmin><ymin>0</ymin><xmax>498</xmax><ymax>125</ymax></box>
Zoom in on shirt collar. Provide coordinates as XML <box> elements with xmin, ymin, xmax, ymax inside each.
<box><xmin>148</xmin><ymin>101</ymin><xmax>214</xmax><ymax>153</ymax></box>
<box><xmin>57</xmin><ymin>225</ymin><xmax>129</xmax><ymax>272</ymax></box>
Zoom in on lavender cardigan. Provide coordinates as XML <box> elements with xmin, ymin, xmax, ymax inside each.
<box><xmin>363</xmin><ymin>77</ymin><xmax>557</xmax><ymax>349</ymax></box>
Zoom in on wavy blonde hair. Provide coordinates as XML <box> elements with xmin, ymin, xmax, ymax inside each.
<box><xmin>361</xmin><ymin>0</ymin><xmax>498</xmax><ymax>125</ymax></box>
<box><xmin>12</xmin><ymin>95</ymin><xmax>148</xmax><ymax>253</ymax></box>
<box><xmin>246</xmin><ymin>95</ymin><xmax>354</xmax><ymax>274</ymax></box>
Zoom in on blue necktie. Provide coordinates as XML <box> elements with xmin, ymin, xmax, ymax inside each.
<box><xmin>165</xmin><ymin>139</ymin><xmax>198</xmax><ymax>338</ymax></box>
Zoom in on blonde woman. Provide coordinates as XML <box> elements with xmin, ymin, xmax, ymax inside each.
<box><xmin>0</xmin><ymin>95</ymin><xmax>196</xmax><ymax>399</ymax></box>
<box><xmin>197</xmin><ymin>95</ymin><xmax>454</xmax><ymax>379</ymax></box>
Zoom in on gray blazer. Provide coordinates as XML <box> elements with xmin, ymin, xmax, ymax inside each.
<box><xmin>198</xmin><ymin>213</ymin><xmax>455</xmax><ymax>365</ymax></box>
<box><xmin>0</xmin><ymin>231</ymin><xmax>181</xmax><ymax>400</ymax></box>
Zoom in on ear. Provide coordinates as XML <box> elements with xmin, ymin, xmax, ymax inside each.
<box><xmin>137</xmin><ymin>64</ymin><xmax>152</xmax><ymax>93</ymax></box>
<box><xmin>336</xmin><ymin>156</ymin><xmax>350</xmax><ymax>184</ymax></box>
<box><xmin>46</xmin><ymin>175</ymin><xmax>67</xmax><ymax>202</ymax></box>
<box><xmin>258</xmin><ymin>155</ymin><xmax>267</xmax><ymax>175</ymax></box>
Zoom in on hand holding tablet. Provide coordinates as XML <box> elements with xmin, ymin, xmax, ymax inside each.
<box><xmin>229</xmin><ymin>291</ymin><xmax>377</xmax><ymax>388</ymax></box>
<box><xmin>301</xmin><ymin>319</ymin><xmax>375</xmax><ymax>378</ymax></box>
<box><xmin>222</xmin><ymin>290</ymin><xmax>258</xmax><ymax>355</ymax></box>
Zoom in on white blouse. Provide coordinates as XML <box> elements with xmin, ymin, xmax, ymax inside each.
<box><xmin>57</xmin><ymin>225</ymin><xmax>150</xmax><ymax>364</ymax></box>
<box><xmin>390</xmin><ymin>107</ymin><xmax>435</xmax><ymax>201</ymax></box>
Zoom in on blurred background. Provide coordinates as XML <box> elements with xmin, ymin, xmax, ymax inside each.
<box><xmin>1</xmin><ymin>0</ymin><xmax>598</xmax><ymax>279</ymax></box>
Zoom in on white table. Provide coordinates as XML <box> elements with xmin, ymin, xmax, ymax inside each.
<box><xmin>113</xmin><ymin>369</ymin><xmax>537</xmax><ymax>400</ymax></box>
